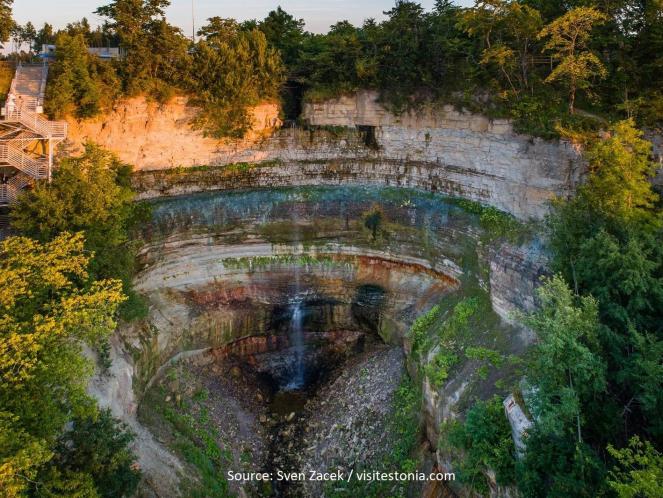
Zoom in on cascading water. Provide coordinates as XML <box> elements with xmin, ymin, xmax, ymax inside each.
<box><xmin>285</xmin><ymin>300</ymin><xmax>306</xmax><ymax>390</ymax></box>
<box><xmin>284</xmin><ymin>192</ymin><xmax>306</xmax><ymax>390</ymax></box>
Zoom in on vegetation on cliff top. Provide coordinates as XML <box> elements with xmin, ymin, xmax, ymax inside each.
<box><xmin>5</xmin><ymin>1</ymin><xmax>661</xmax><ymax>138</ymax></box>
<box><xmin>261</xmin><ymin>1</ymin><xmax>663</xmax><ymax>135</ymax></box>
<box><xmin>28</xmin><ymin>1</ymin><xmax>284</xmax><ymax>138</ymax></box>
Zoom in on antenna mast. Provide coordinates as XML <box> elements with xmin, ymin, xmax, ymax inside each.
<box><xmin>191</xmin><ymin>0</ymin><xmax>195</xmax><ymax>42</ymax></box>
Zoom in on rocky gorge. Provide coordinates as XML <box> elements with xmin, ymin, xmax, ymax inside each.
<box><xmin>82</xmin><ymin>94</ymin><xmax>579</xmax><ymax>497</ymax></box>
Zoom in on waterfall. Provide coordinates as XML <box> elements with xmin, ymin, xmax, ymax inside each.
<box><xmin>286</xmin><ymin>300</ymin><xmax>306</xmax><ymax>390</ymax></box>
<box><xmin>285</xmin><ymin>193</ymin><xmax>306</xmax><ymax>390</ymax></box>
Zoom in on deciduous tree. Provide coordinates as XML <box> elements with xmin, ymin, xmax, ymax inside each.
<box><xmin>538</xmin><ymin>7</ymin><xmax>608</xmax><ymax>113</ymax></box>
<box><xmin>0</xmin><ymin>0</ymin><xmax>13</xmax><ymax>45</ymax></box>
<box><xmin>0</xmin><ymin>233</ymin><xmax>125</xmax><ymax>497</ymax></box>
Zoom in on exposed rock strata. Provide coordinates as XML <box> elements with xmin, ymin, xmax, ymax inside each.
<box><xmin>94</xmin><ymin>187</ymin><xmax>543</xmax><ymax>497</ymax></box>
<box><xmin>65</xmin><ymin>96</ymin><xmax>281</xmax><ymax>169</ymax></box>
<box><xmin>68</xmin><ymin>91</ymin><xmax>581</xmax><ymax>219</ymax></box>
<box><xmin>487</xmin><ymin>242</ymin><xmax>549</xmax><ymax>324</ymax></box>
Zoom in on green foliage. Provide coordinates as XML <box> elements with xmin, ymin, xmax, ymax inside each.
<box><xmin>538</xmin><ymin>7</ymin><xmax>608</xmax><ymax>113</ymax></box>
<box><xmin>408</xmin><ymin>304</ymin><xmax>441</xmax><ymax>357</ymax></box>
<box><xmin>48</xmin><ymin>1</ymin><xmax>284</xmax><ymax>137</ymax></box>
<box><xmin>523</xmin><ymin>115</ymin><xmax>663</xmax><ymax>497</ymax></box>
<box><xmin>46</xmin><ymin>409</ymin><xmax>141</xmax><ymax>498</ymax></box>
<box><xmin>95</xmin><ymin>0</ymin><xmax>188</xmax><ymax>96</ymax></box>
<box><xmin>547</xmin><ymin>121</ymin><xmax>663</xmax><ymax>442</ymax></box>
<box><xmin>142</xmin><ymin>380</ymin><xmax>233</xmax><ymax>498</ymax></box>
<box><xmin>283</xmin><ymin>1</ymin><xmax>662</xmax><ymax>132</ymax></box>
<box><xmin>45</xmin><ymin>32</ymin><xmax>120</xmax><ymax>119</ymax></box>
<box><xmin>517</xmin><ymin>428</ymin><xmax>607</xmax><ymax>498</ymax></box>
<box><xmin>257</xmin><ymin>6</ymin><xmax>305</xmax><ymax>69</ymax></box>
<box><xmin>11</xmin><ymin>144</ymin><xmax>149</xmax><ymax>321</ymax></box>
<box><xmin>0</xmin><ymin>0</ymin><xmax>13</xmax><ymax>44</ymax></box>
<box><xmin>453</xmin><ymin>198</ymin><xmax>526</xmax><ymax>241</ymax></box>
<box><xmin>607</xmin><ymin>437</ymin><xmax>663</xmax><ymax>498</ymax></box>
<box><xmin>188</xmin><ymin>19</ymin><xmax>283</xmax><ymax>138</ymax></box>
<box><xmin>424</xmin><ymin>350</ymin><xmax>459</xmax><ymax>388</ymax></box>
<box><xmin>36</xmin><ymin>1</ymin><xmax>663</xmax><ymax>134</ymax></box>
<box><xmin>458</xmin><ymin>0</ymin><xmax>542</xmax><ymax>95</ymax></box>
<box><xmin>465</xmin><ymin>346</ymin><xmax>505</xmax><ymax>379</ymax></box>
<box><xmin>517</xmin><ymin>276</ymin><xmax>609</xmax><ymax>497</ymax></box>
<box><xmin>423</xmin><ymin>297</ymin><xmax>481</xmax><ymax>388</ymax></box>
<box><xmin>363</xmin><ymin>205</ymin><xmax>384</xmax><ymax>240</ymax></box>
<box><xmin>409</xmin><ymin>291</ymin><xmax>509</xmax><ymax>393</ymax></box>
<box><xmin>522</xmin><ymin>276</ymin><xmax>606</xmax><ymax>440</ymax></box>
<box><xmin>0</xmin><ymin>233</ymin><xmax>126</xmax><ymax>497</ymax></box>
<box><xmin>445</xmin><ymin>396</ymin><xmax>516</xmax><ymax>494</ymax></box>
<box><xmin>0</xmin><ymin>61</ymin><xmax>13</xmax><ymax>102</ymax></box>
<box><xmin>583</xmin><ymin>120</ymin><xmax>660</xmax><ymax>224</ymax></box>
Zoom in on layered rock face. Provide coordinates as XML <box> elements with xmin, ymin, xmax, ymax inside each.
<box><xmin>92</xmin><ymin>177</ymin><xmax>548</xmax><ymax>498</ymax></box>
<box><xmin>130</xmin><ymin>187</ymin><xmax>470</xmax><ymax>393</ymax></box>
<box><xmin>486</xmin><ymin>242</ymin><xmax>548</xmax><ymax>324</ymax></box>
<box><xmin>65</xmin><ymin>96</ymin><xmax>281</xmax><ymax>169</ymax></box>
<box><xmin>302</xmin><ymin>91</ymin><xmax>583</xmax><ymax>219</ymax></box>
<box><xmin>67</xmin><ymin>91</ymin><xmax>582</xmax><ymax>219</ymax></box>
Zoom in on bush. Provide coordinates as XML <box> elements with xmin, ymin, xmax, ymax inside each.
<box><xmin>48</xmin><ymin>409</ymin><xmax>141</xmax><ymax>498</ymax></box>
<box><xmin>445</xmin><ymin>396</ymin><xmax>516</xmax><ymax>494</ymax></box>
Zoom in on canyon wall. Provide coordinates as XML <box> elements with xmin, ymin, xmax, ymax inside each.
<box><xmin>66</xmin><ymin>91</ymin><xmax>583</xmax><ymax>220</ymax></box>
<box><xmin>84</xmin><ymin>180</ymin><xmax>544</xmax><ymax>497</ymax></box>
<box><xmin>645</xmin><ymin>130</ymin><xmax>663</xmax><ymax>191</ymax></box>
<box><xmin>65</xmin><ymin>96</ymin><xmax>281</xmax><ymax>169</ymax></box>
<box><xmin>486</xmin><ymin>242</ymin><xmax>549</xmax><ymax>325</ymax></box>
<box><xmin>302</xmin><ymin>92</ymin><xmax>583</xmax><ymax>219</ymax></box>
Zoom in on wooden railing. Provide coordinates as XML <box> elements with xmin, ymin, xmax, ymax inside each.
<box><xmin>4</xmin><ymin>100</ymin><xmax>67</xmax><ymax>139</ymax></box>
<box><xmin>0</xmin><ymin>174</ymin><xmax>31</xmax><ymax>206</ymax></box>
<box><xmin>0</xmin><ymin>143</ymin><xmax>48</xmax><ymax>178</ymax></box>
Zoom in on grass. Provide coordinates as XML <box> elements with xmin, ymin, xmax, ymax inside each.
<box><xmin>140</xmin><ymin>375</ymin><xmax>235</xmax><ymax>498</ymax></box>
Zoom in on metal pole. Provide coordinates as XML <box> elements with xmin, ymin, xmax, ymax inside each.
<box><xmin>192</xmin><ymin>0</ymin><xmax>196</xmax><ymax>42</ymax></box>
<box><xmin>48</xmin><ymin>138</ymin><xmax>52</xmax><ymax>182</ymax></box>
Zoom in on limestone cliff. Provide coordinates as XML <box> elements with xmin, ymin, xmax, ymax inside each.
<box><xmin>65</xmin><ymin>90</ymin><xmax>583</xmax><ymax>220</ymax></box>
<box><xmin>65</xmin><ymin>96</ymin><xmax>281</xmax><ymax>169</ymax></box>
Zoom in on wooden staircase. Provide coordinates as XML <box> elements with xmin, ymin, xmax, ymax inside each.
<box><xmin>0</xmin><ymin>63</ymin><xmax>67</xmax><ymax>206</ymax></box>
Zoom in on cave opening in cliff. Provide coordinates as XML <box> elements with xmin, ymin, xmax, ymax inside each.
<box><xmin>228</xmin><ymin>287</ymin><xmax>387</xmax><ymax>401</ymax></box>
<box><xmin>357</xmin><ymin>124</ymin><xmax>379</xmax><ymax>149</ymax></box>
